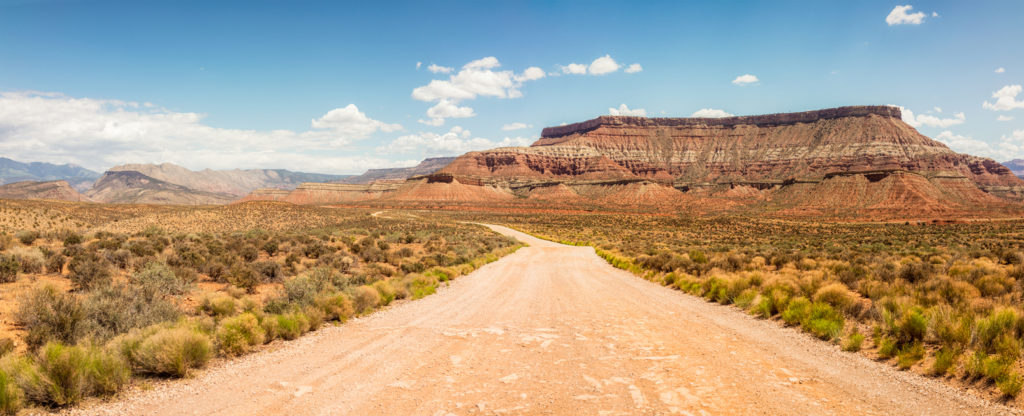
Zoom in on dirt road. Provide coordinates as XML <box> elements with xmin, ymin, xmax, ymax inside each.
<box><xmin>71</xmin><ymin>225</ymin><xmax>1016</xmax><ymax>415</ymax></box>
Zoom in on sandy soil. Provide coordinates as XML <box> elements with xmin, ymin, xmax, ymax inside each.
<box><xmin>64</xmin><ymin>225</ymin><xmax>1018</xmax><ymax>416</ymax></box>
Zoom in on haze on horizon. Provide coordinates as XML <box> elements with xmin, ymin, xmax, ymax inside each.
<box><xmin>0</xmin><ymin>0</ymin><xmax>1022</xmax><ymax>175</ymax></box>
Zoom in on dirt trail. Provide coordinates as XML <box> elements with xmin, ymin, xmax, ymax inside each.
<box><xmin>70</xmin><ymin>225</ymin><xmax>1016</xmax><ymax>415</ymax></box>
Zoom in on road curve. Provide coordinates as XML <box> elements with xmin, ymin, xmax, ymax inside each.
<box><xmin>70</xmin><ymin>224</ymin><xmax>1016</xmax><ymax>415</ymax></box>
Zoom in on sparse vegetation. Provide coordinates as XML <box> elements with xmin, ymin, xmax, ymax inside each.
<box><xmin>0</xmin><ymin>202</ymin><xmax>519</xmax><ymax>409</ymax></box>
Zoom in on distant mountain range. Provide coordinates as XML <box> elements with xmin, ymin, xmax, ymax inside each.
<box><xmin>1003</xmin><ymin>159</ymin><xmax>1024</xmax><ymax>178</ymax></box>
<box><xmin>0</xmin><ymin>157</ymin><xmax>100</xmax><ymax>190</ymax></box>
<box><xmin>337</xmin><ymin>157</ymin><xmax>455</xmax><ymax>184</ymax></box>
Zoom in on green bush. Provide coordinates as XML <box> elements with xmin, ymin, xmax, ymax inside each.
<box><xmin>408</xmin><ymin>276</ymin><xmax>437</xmax><ymax>300</ymax></box>
<box><xmin>802</xmin><ymin>302</ymin><xmax>844</xmax><ymax>340</ymax></box>
<box><xmin>896</xmin><ymin>307</ymin><xmax>928</xmax><ymax>344</ymax></box>
<box><xmin>13</xmin><ymin>342</ymin><xmax>129</xmax><ymax>406</ymax></box>
<box><xmin>878</xmin><ymin>337</ymin><xmax>898</xmax><ymax>359</ymax></box>
<box><xmin>275</xmin><ymin>313</ymin><xmax>308</xmax><ymax>340</ymax></box>
<box><xmin>998</xmin><ymin>371</ymin><xmax>1024</xmax><ymax>397</ymax></box>
<box><xmin>0</xmin><ymin>255</ymin><xmax>17</xmax><ymax>283</ymax></box>
<box><xmin>781</xmin><ymin>297</ymin><xmax>811</xmax><ymax>326</ymax></box>
<box><xmin>372</xmin><ymin>280</ymin><xmax>396</xmax><ymax>306</ymax></box>
<box><xmin>131</xmin><ymin>262</ymin><xmax>189</xmax><ymax>299</ymax></box>
<box><xmin>227</xmin><ymin>264</ymin><xmax>260</xmax><ymax>293</ymax></box>
<box><xmin>842</xmin><ymin>332</ymin><xmax>865</xmax><ymax>352</ymax></box>
<box><xmin>931</xmin><ymin>347</ymin><xmax>959</xmax><ymax>376</ymax></box>
<box><xmin>216</xmin><ymin>313</ymin><xmax>265</xmax><ymax>356</ymax></box>
<box><xmin>0</xmin><ymin>369</ymin><xmax>23</xmax><ymax>415</ymax></box>
<box><xmin>261</xmin><ymin>315</ymin><xmax>281</xmax><ymax>342</ymax></box>
<box><xmin>112</xmin><ymin>325</ymin><xmax>213</xmax><ymax>377</ymax></box>
<box><xmin>68</xmin><ymin>253</ymin><xmax>112</xmax><ymax>290</ymax></box>
<box><xmin>896</xmin><ymin>342</ymin><xmax>924</xmax><ymax>370</ymax></box>
<box><xmin>976</xmin><ymin>308</ymin><xmax>1019</xmax><ymax>353</ymax></box>
<box><xmin>18</xmin><ymin>285</ymin><xmax>85</xmax><ymax>348</ymax></box>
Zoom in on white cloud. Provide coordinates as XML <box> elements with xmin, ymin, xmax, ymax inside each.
<box><xmin>311</xmin><ymin>104</ymin><xmax>403</xmax><ymax>137</ymax></box>
<box><xmin>886</xmin><ymin>5</ymin><xmax>926</xmax><ymax>25</ymax></box>
<box><xmin>559</xmin><ymin>63</ymin><xmax>587</xmax><ymax>75</ymax></box>
<box><xmin>427</xmin><ymin>64</ymin><xmax>453</xmax><ymax>74</ymax></box>
<box><xmin>931</xmin><ymin>11</ymin><xmax>938</xmax><ymax>17</ymax></box>
<box><xmin>999</xmin><ymin>115</ymin><xmax>1015</xmax><ymax>121</ymax></box>
<box><xmin>380</xmin><ymin>126</ymin><xmax>532</xmax><ymax>156</ymax></box>
<box><xmin>996</xmin><ymin>67</ymin><xmax>1006</xmax><ymax>73</ymax></box>
<box><xmin>418</xmin><ymin>99</ymin><xmax>475</xmax><ymax>126</ymax></box>
<box><xmin>588</xmin><ymin>55</ymin><xmax>620</xmax><ymax>75</ymax></box>
<box><xmin>0</xmin><ymin>91</ymin><xmax>405</xmax><ymax>174</ymax></box>
<box><xmin>932</xmin><ymin>107</ymin><xmax>942</xmax><ymax>113</ymax></box>
<box><xmin>691</xmin><ymin>108</ymin><xmax>734</xmax><ymax>118</ymax></box>
<box><xmin>411</xmin><ymin>57</ymin><xmax>545</xmax><ymax>125</ymax></box>
<box><xmin>900</xmin><ymin>107</ymin><xmax>965</xmax><ymax>128</ymax></box>
<box><xmin>983</xmin><ymin>85</ymin><xmax>1024</xmax><ymax>111</ymax></box>
<box><xmin>625</xmin><ymin>63</ymin><xmax>643</xmax><ymax>74</ymax></box>
<box><xmin>501</xmin><ymin>122</ymin><xmax>531</xmax><ymax>131</ymax></box>
<box><xmin>416</xmin><ymin>62</ymin><xmax>421</xmax><ymax>70</ymax></box>
<box><xmin>934</xmin><ymin>131</ymin><xmax>993</xmax><ymax>156</ymax></box>
<box><xmin>515</xmin><ymin>66</ymin><xmax>546</xmax><ymax>82</ymax></box>
<box><xmin>732</xmin><ymin>74</ymin><xmax>759</xmax><ymax>86</ymax></box>
<box><xmin>608</xmin><ymin>104</ymin><xmax>646</xmax><ymax>116</ymax></box>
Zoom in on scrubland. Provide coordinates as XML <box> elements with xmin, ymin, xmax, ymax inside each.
<box><xmin>0</xmin><ymin>201</ymin><xmax>518</xmax><ymax>413</ymax></box>
<box><xmin>444</xmin><ymin>212</ymin><xmax>1024</xmax><ymax>404</ymax></box>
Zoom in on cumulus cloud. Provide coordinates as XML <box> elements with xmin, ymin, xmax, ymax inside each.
<box><xmin>427</xmin><ymin>64</ymin><xmax>453</xmax><ymax>74</ymax></box>
<box><xmin>983</xmin><ymin>85</ymin><xmax>1024</xmax><ymax>111</ymax></box>
<box><xmin>380</xmin><ymin>126</ymin><xmax>532</xmax><ymax>156</ymax></box>
<box><xmin>691</xmin><ymin>108</ymin><xmax>734</xmax><ymax>118</ymax></box>
<box><xmin>0</xmin><ymin>91</ymin><xmax>406</xmax><ymax>174</ymax></box>
<box><xmin>732</xmin><ymin>74</ymin><xmax>759</xmax><ymax>86</ymax></box>
<box><xmin>416</xmin><ymin>62</ymin><xmax>422</xmax><ymax>70</ymax></box>
<box><xmin>934</xmin><ymin>131</ymin><xmax>993</xmax><ymax>157</ymax></box>
<box><xmin>559</xmin><ymin>63</ymin><xmax>587</xmax><ymax>75</ymax></box>
<box><xmin>558</xmin><ymin>55</ymin><xmax>628</xmax><ymax>76</ymax></box>
<box><xmin>886</xmin><ymin>5</ymin><xmax>926</xmax><ymax>25</ymax></box>
<box><xmin>501</xmin><ymin>122</ymin><xmax>531</xmax><ymax>131</ymax></box>
<box><xmin>996</xmin><ymin>67</ymin><xmax>1006</xmax><ymax>74</ymax></box>
<box><xmin>608</xmin><ymin>104</ymin><xmax>646</xmax><ymax>116</ymax></box>
<box><xmin>411</xmin><ymin>57</ymin><xmax>545</xmax><ymax>125</ymax></box>
<box><xmin>900</xmin><ymin>107</ymin><xmax>966</xmax><ymax>128</ymax></box>
<box><xmin>999</xmin><ymin>115</ymin><xmax>1015</xmax><ymax>122</ymax></box>
<box><xmin>418</xmin><ymin>99</ymin><xmax>475</xmax><ymax>126</ymax></box>
<box><xmin>588</xmin><ymin>55</ymin><xmax>620</xmax><ymax>75</ymax></box>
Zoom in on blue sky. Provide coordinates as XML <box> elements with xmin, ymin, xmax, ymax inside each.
<box><xmin>0</xmin><ymin>0</ymin><xmax>1022</xmax><ymax>174</ymax></box>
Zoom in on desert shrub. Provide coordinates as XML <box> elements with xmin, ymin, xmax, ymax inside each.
<box><xmin>239</xmin><ymin>245</ymin><xmax>259</xmax><ymax>262</ymax></box>
<box><xmin>105</xmin><ymin>249</ymin><xmax>131</xmax><ymax>270</ymax></box>
<box><xmin>897</xmin><ymin>261</ymin><xmax>932</xmax><ymax>283</ymax></box>
<box><xmin>975</xmin><ymin>308</ymin><xmax>1019</xmax><ymax>353</ymax></box>
<box><xmin>0</xmin><ymin>368</ymin><xmax>23</xmax><ymax>415</ymax></box>
<box><xmin>0</xmin><ymin>255</ymin><xmax>17</xmax><ymax>283</ymax></box>
<box><xmin>131</xmin><ymin>262</ymin><xmax>189</xmax><ymax>298</ymax></box>
<box><xmin>110</xmin><ymin>324</ymin><xmax>212</xmax><ymax>377</ymax></box>
<box><xmin>18</xmin><ymin>285</ymin><xmax>85</xmax><ymax>348</ymax></box>
<box><xmin>895</xmin><ymin>306</ymin><xmax>928</xmax><ymax>345</ymax></box>
<box><xmin>261</xmin><ymin>240</ymin><xmax>278</xmax><ymax>256</ymax></box>
<box><xmin>931</xmin><ymin>347</ymin><xmax>959</xmax><ymax>376</ymax></box>
<box><xmin>967</xmin><ymin>351</ymin><xmax>988</xmax><ymax>379</ymax></box>
<box><xmin>688</xmin><ymin>250</ymin><xmax>707</xmax><ymax>265</ymax></box>
<box><xmin>781</xmin><ymin>297</ymin><xmax>811</xmax><ymax>326</ymax></box>
<box><xmin>216</xmin><ymin>313</ymin><xmax>265</xmax><ymax>356</ymax></box>
<box><xmin>802</xmin><ymin>302</ymin><xmax>844</xmax><ymax>340</ymax></box>
<box><xmin>931</xmin><ymin>305</ymin><xmax>973</xmax><ymax>347</ymax></box>
<box><xmin>813</xmin><ymin>282</ymin><xmax>857</xmax><ymax>313</ymax></box>
<box><xmin>227</xmin><ymin>264</ymin><xmax>260</xmax><ymax>293</ymax></box>
<box><xmin>275</xmin><ymin>313</ymin><xmax>308</xmax><ymax>340</ymax></box>
<box><xmin>352</xmin><ymin>285</ymin><xmax>381</xmax><ymax>313</ymax></box>
<box><xmin>260</xmin><ymin>316</ymin><xmax>281</xmax><ymax>342</ymax></box>
<box><xmin>45</xmin><ymin>252</ymin><xmax>65</xmax><ymax>275</ymax></box>
<box><xmin>0</xmin><ymin>339</ymin><xmax>13</xmax><ymax>358</ymax></box>
<box><xmin>732</xmin><ymin>289</ymin><xmax>758</xmax><ymax>309</ymax></box>
<box><xmin>315</xmin><ymin>293</ymin><xmax>354</xmax><ymax>322</ymax></box>
<box><xmin>10</xmin><ymin>247</ymin><xmax>43</xmax><ymax>274</ymax></box>
<box><xmin>372</xmin><ymin>280</ymin><xmax>396</xmax><ymax>306</ymax></box>
<box><xmin>68</xmin><ymin>252</ymin><xmax>111</xmax><ymax>290</ymax></box>
<box><xmin>15</xmin><ymin>231</ymin><xmax>39</xmax><ymax>246</ymax></box>
<box><xmin>14</xmin><ymin>342</ymin><xmax>129</xmax><ymax>406</ymax></box>
<box><xmin>83</xmin><ymin>284</ymin><xmax>181</xmax><ymax>341</ymax></box>
<box><xmin>252</xmin><ymin>261</ymin><xmax>283</xmax><ymax>282</ymax></box>
<box><xmin>408</xmin><ymin>275</ymin><xmax>437</xmax><ymax>300</ymax></box>
<box><xmin>303</xmin><ymin>306</ymin><xmax>324</xmax><ymax>331</ymax></box>
<box><xmin>998</xmin><ymin>371</ymin><xmax>1024</xmax><ymax>397</ymax></box>
<box><xmin>842</xmin><ymin>331</ymin><xmax>865</xmax><ymax>352</ymax></box>
<box><xmin>896</xmin><ymin>342</ymin><xmax>925</xmax><ymax>370</ymax></box>
<box><xmin>198</xmin><ymin>294</ymin><xmax>237</xmax><ymax>318</ymax></box>
<box><xmin>878</xmin><ymin>337</ymin><xmax>898</xmax><ymax>359</ymax></box>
